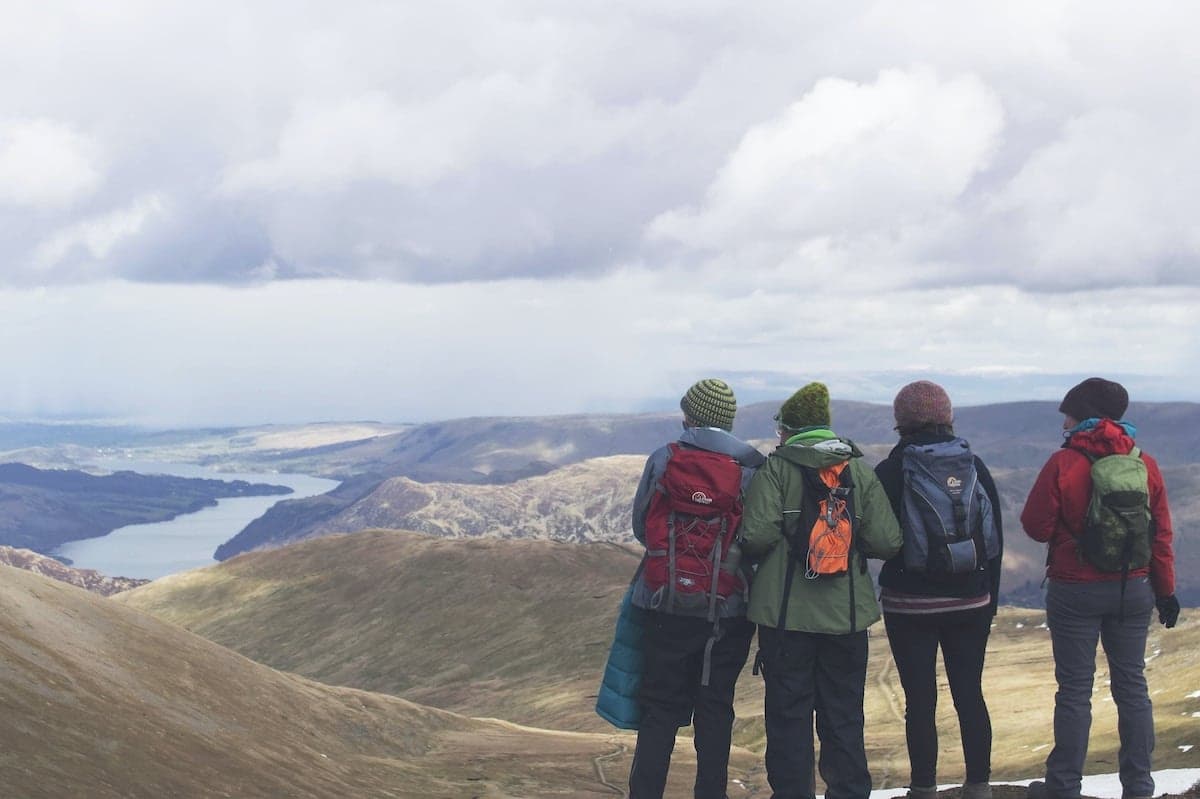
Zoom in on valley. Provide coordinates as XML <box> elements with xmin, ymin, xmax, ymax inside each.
<box><xmin>2</xmin><ymin>402</ymin><xmax>1197</xmax><ymax>795</ymax></box>
<box><xmin>118</xmin><ymin>529</ymin><xmax>1200</xmax><ymax>791</ymax></box>
<box><xmin>2</xmin><ymin>561</ymin><xmax>761</xmax><ymax>798</ymax></box>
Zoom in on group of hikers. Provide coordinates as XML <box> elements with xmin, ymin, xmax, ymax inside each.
<box><xmin>596</xmin><ymin>376</ymin><xmax>1179</xmax><ymax>799</ymax></box>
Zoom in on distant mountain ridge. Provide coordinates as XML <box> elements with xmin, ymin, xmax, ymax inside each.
<box><xmin>210</xmin><ymin>401</ymin><xmax>1199</xmax><ymax>607</ymax></box>
<box><xmin>216</xmin><ymin>455</ymin><xmax>644</xmax><ymax>558</ymax></box>
<box><xmin>238</xmin><ymin>399</ymin><xmax>1200</xmax><ymax>480</ymax></box>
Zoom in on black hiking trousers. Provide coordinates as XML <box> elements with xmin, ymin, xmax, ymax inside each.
<box><xmin>757</xmin><ymin>625</ymin><xmax>871</xmax><ymax>799</ymax></box>
<box><xmin>629</xmin><ymin>611</ymin><xmax>754</xmax><ymax>799</ymax></box>
<box><xmin>884</xmin><ymin>605</ymin><xmax>993</xmax><ymax>787</ymax></box>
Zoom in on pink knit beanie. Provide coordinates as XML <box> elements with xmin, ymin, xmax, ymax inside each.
<box><xmin>893</xmin><ymin>380</ymin><xmax>953</xmax><ymax>431</ymax></box>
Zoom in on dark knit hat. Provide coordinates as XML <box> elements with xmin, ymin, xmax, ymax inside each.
<box><xmin>776</xmin><ymin>382</ymin><xmax>831</xmax><ymax>430</ymax></box>
<box><xmin>893</xmin><ymin>380</ymin><xmax>954</xmax><ymax>431</ymax></box>
<box><xmin>1059</xmin><ymin>377</ymin><xmax>1129</xmax><ymax>421</ymax></box>
<box><xmin>680</xmin><ymin>378</ymin><xmax>737</xmax><ymax>431</ymax></box>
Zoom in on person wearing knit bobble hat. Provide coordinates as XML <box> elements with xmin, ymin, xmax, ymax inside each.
<box><xmin>739</xmin><ymin>382</ymin><xmax>902</xmax><ymax>799</ymax></box>
<box><xmin>874</xmin><ymin>380</ymin><xmax>1004</xmax><ymax>799</ymax></box>
<box><xmin>1021</xmin><ymin>378</ymin><xmax>1178</xmax><ymax>799</ymax></box>
<box><xmin>625</xmin><ymin>378</ymin><xmax>766</xmax><ymax>799</ymax></box>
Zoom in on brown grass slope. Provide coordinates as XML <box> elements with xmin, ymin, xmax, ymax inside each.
<box><xmin>120</xmin><ymin>530</ymin><xmax>643</xmax><ymax>733</ymax></box>
<box><xmin>1</xmin><ymin>562</ymin><xmax>742</xmax><ymax>798</ymax></box>
<box><xmin>120</xmin><ymin>531</ymin><xmax>1200</xmax><ymax>790</ymax></box>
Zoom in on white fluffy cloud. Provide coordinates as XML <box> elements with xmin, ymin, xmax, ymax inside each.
<box><xmin>33</xmin><ymin>194</ymin><xmax>166</xmax><ymax>273</ymax></box>
<box><xmin>0</xmin><ymin>118</ymin><xmax>102</xmax><ymax>208</ymax></box>
<box><xmin>649</xmin><ymin>69</ymin><xmax>1004</xmax><ymax>250</ymax></box>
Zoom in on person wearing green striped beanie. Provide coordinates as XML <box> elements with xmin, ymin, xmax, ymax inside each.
<box><xmin>623</xmin><ymin>377</ymin><xmax>766</xmax><ymax>798</ymax></box>
<box><xmin>680</xmin><ymin>377</ymin><xmax>738</xmax><ymax>431</ymax></box>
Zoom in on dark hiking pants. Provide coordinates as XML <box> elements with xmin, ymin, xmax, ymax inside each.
<box><xmin>629</xmin><ymin>612</ymin><xmax>754</xmax><ymax>799</ymax></box>
<box><xmin>1044</xmin><ymin>578</ymin><xmax>1156</xmax><ymax>799</ymax></box>
<box><xmin>757</xmin><ymin>626</ymin><xmax>871</xmax><ymax>799</ymax></box>
<box><xmin>884</xmin><ymin>606</ymin><xmax>993</xmax><ymax>787</ymax></box>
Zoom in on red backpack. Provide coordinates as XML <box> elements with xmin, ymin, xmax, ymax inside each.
<box><xmin>642</xmin><ymin>444</ymin><xmax>745</xmax><ymax>619</ymax></box>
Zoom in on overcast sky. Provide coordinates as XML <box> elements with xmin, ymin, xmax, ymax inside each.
<box><xmin>1</xmin><ymin>1</ymin><xmax>1197</xmax><ymax>426</ymax></box>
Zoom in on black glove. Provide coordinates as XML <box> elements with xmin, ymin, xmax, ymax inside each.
<box><xmin>1156</xmin><ymin>594</ymin><xmax>1180</xmax><ymax>629</ymax></box>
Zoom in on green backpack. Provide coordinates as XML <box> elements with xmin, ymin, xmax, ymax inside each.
<box><xmin>1080</xmin><ymin>448</ymin><xmax>1152</xmax><ymax>573</ymax></box>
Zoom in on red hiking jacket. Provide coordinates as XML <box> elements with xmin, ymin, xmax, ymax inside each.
<box><xmin>1020</xmin><ymin>419</ymin><xmax>1175</xmax><ymax>598</ymax></box>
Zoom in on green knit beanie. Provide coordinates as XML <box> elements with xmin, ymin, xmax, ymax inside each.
<box><xmin>680</xmin><ymin>378</ymin><xmax>737</xmax><ymax>431</ymax></box>
<box><xmin>777</xmin><ymin>382</ymin><xmax>831</xmax><ymax>430</ymax></box>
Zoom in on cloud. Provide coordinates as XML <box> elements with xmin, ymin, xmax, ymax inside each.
<box><xmin>0</xmin><ymin>118</ymin><xmax>102</xmax><ymax>208</ymax></box>
<box><xmin>3</xmin><ymin>3</ymin><xmax>1199</xmax><ymax>289</ymax></box>
<box><xmin>222</xmin><ymin>76</ymin><xmax>646</xmax><ymax>193</ymax></box>
<box><xmin>649</xmin><ymin>68</ymin><xmax>1004</xmax><ymax>251</ymax></box>
<box><xmin>33</xmin><ymin>195</ymin><xmax>166</xmax><ymax>274</ymax></box>
<box><xmin>983</xmin><ymin>109</ymin><xmax>1200</xmax><ymax>287</ymax></box>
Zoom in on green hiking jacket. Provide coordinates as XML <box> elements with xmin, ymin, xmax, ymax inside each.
<box><xmin>740</xmin><ymin>429</ymin><xmax>902</xmax><ymax>634</ymax></box>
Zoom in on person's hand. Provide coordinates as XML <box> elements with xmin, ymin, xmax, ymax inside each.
<box><xmin>1156</xmin><ymin>594</ymin><xmax>1180</xmax><ymax>628</ymax></box>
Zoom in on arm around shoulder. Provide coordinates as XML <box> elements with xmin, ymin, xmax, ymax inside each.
<box><xmin>854</xmin><ymin>464</ymin><xmax>902</xmax><ymax>560</ymax></box>
<box><xmin>738</xmin><ymin>458</ymin><xmax>785</xmax><ymax>557</ymax></box>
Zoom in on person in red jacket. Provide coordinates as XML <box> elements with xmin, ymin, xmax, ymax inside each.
<box><xmin>1021</xmin><ymin>377</ymin><xmax>1178</xmax><ymax>799</ymax></box>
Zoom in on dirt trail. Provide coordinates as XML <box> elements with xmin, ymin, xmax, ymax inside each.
<box><xmin>873</xmin><ymin>651</ymin><xmax>907</xmax><ymax>789</ymax></box>
<box><xmin>593</xmin><ymin>741</ymin><xmax>628</xmax><ymax>796</ymax></box>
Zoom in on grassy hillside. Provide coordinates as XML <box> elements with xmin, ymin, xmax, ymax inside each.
<box><xmin>120</xmin><ymin>531</ymin><xmax>1200</xmax><ymax>789</ymax></box>
<box><xmin>123</xmin><ymin>530</ymin><xmax>643</xmax><ymax>732</ymax></box>
<box><xmin>3</xmin><ymin>561</ymin><xmax>770</xmax><ymax>798</ymax></box>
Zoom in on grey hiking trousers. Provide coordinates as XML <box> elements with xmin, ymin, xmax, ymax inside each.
<box><xmin>1044</xmin><ymin>578</ymin><xmax>1156</xmax><ymax>799</ymax></box>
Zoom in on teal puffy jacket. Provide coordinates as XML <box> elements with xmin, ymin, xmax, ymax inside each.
<box><xmin>595</xmin><ymin>583</ymin><xmax>647</xmax><ymax>729</ymax></box>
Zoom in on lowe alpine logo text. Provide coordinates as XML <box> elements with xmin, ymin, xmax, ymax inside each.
<box><xmin>946</xmin><ymin>476</ymin><xmax>963</xmax><ymax>489</ymax></box>
<box><xmin>692</xmin><ymin>491</ymin><xmax>714</xmax><ymax>504</ymax></box>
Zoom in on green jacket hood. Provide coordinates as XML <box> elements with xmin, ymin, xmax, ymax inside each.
<box><xmin>773</xmin><ymin>434</ymin><xmax>863</xmax><ymax>469</ymax></box>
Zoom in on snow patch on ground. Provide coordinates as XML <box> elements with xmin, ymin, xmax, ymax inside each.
<box><xmin>1187</xmin><ymin>690</ymin><xmax>1200</xmax><ymax>699</ymax></box>
<box><xmin>867</xmin><ymin>768</ymin><xmax>1200</xmax><ymax>799</ymax></box>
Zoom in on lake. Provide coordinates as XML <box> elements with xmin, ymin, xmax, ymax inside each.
<box><xmin>53</xmin><ymin>459</ymin><xmax>338</xmax><ymax>580</ymax></box>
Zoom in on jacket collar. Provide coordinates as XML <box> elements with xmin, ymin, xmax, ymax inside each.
<box><xmin>1064</xmin><ymin>417</ymin><xmax>1137</xmax><ymax>457</ymax></box>
<box><xmin>678</xmin><ymin>426</ymin><xmax>766</xmax><ymax>467</ymax></box>
<box><xmin>887</xmin><ymin>430</ymin><xmax>957</xmax><ymax>460</ymax></box>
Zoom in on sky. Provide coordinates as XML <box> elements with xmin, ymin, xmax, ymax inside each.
<box><xmin>1</xmin><ymin>1</ymin><xmax>1197</xmax><ymax>426</ymax></box>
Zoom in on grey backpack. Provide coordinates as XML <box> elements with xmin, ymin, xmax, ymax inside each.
<box><xmin>900</xmin><ymin>438</ymin><xmax>999</xmax><ymax>575</ymax></box>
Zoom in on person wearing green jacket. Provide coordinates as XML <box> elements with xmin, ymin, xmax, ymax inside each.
<box><xmin>741</xmin><ymin>382</ymin><xmax>903</xmax><ymax>799</ymax></box>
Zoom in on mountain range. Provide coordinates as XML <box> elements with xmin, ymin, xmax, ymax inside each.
<box><xmin>193</xmin><ymin>400</ymin><xmax>1198</xmax><ymax>606</ymax></box>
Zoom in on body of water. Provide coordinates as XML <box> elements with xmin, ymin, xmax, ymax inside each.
<box><xmin>53</xmin><ymin>459</ymin><xmax>338</xmax><ymax>580</ymax></box>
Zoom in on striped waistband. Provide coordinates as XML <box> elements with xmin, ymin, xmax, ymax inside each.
<box><xmin>880</xmin><ymin>588</ymin><xmax>989</xmax><ymax>615</ymax></box>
